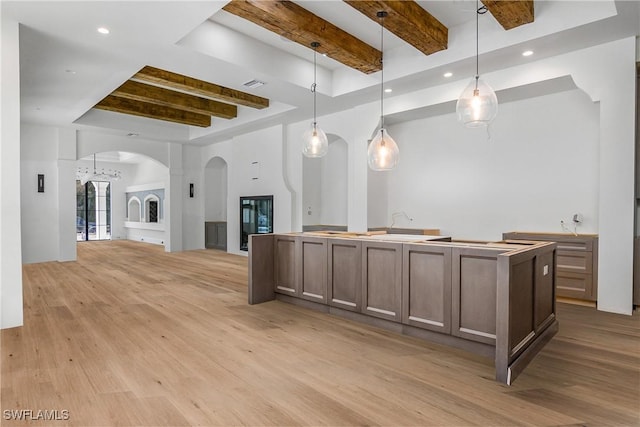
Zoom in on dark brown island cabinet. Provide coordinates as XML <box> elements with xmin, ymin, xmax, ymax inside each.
<box><xmin>503</xmin><ymin>231</ymin><xmax>598</xmax><ymax>302</ymax></box>
<box><xmin>248</xmin><ymin>232</ymin><xmax>559</xmax><ymax>385</ymax></box>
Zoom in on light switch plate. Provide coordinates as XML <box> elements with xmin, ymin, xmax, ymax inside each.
<box><xmin>543</xmin><ymin>265</ymin><xmax>549</xmax><ymax>276</ymax></box>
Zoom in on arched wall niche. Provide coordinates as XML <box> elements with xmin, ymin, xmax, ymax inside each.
<box><xmin>302</xmin><ymin>134</ymin><xmax>348</xmax><ymax>231</ymax></box>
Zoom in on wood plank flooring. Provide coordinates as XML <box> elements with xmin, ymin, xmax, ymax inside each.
<box><xmin>2</xmin><ymin>240</ymin><xmax>639</xmax><ymax>426</ymax></box>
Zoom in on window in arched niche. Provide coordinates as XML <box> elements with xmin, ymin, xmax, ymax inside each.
<box><xmin>144</xmin><ymin>194</ymin><xmax>161</xmax><ymax>223</ymax></box>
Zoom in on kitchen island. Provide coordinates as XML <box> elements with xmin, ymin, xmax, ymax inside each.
<box><xmin>248</xmin><ymin>232</ymin><xmax>558</xmax><ymax>385</ymax></box>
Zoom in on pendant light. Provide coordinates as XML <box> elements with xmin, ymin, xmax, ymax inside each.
<box><xmin>368</xmin><ymin>10</ymin><xmax>399</xmax><ymax>171</ymax></box>
<box><xmin>76</xmin><ymin>153</ymin><xmax>122</xmax><ymax>185</ymax></box>
<box><xmin>456</xmin><ymin>1</ymin><xmax>498</xmax><ymax>127</ymax></box>
<box><xmin>302</xmin><ymin>41</ymin><xmax>328</xmax><ymax>158</ymax></box>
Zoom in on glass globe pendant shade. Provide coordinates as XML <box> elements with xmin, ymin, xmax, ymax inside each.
<box><xmin>456</xmin><ymin>77</ymin><xmax>498</xmax><ymax>128</ymax></box>
<box><xmin>367</xmin><ymin>128</ymin><xmax>399</xmax><ymax>171</ymax></box>
<box><xmin>302</xmin><ymin>123</ymin><xmax>328</xmax><ymax>158</ymax></box>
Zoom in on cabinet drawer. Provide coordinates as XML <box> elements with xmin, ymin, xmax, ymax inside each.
<box><xmin>556</xmin><ymin>250</ymin><xmax>592</xmax><ymax>274</ymax></box>
<box><xmin>555</xmin><ymin>239</ymin><xmax>593</xmax><ymax>252</ymax></box>
<box><xmin>502</xmin><ymin>232</ymin><xmax>594</xmax><ymax>251</ymax></box>
<box><xmin>556</xmin><ymin>272</ymin><xmax>594</xmax><ymax>301</ymax></box>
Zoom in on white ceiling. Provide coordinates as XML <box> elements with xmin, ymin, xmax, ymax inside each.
<box><xmin>4</xmin><ymin>1</ymin><xmax>639</xmax><ymax>147</ymax></box>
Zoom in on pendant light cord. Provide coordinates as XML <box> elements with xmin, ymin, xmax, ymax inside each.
<box><xmin>378</xmin><ymin>11</ymin><xmax>386</xmax><ymax>130</ymax></box>
<box><xmin>311</xmin><ymin>42</ymin><xmax>319</xmax><ymax>127</ymax></box>
<box><xmin>475</xmin><ymin>1</ymin><xmax>488</xmax><ymax>90</ymax></box>
<box><xmin>475</xmin><ymin>0</ymin><xmax>479</xmax><ymax>80</ymax></box>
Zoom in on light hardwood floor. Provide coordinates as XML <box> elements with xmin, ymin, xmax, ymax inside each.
<box><xmin>2</xmin><ymin>240</ymin><xmax>639</xmax><ymax>426</ymax></box>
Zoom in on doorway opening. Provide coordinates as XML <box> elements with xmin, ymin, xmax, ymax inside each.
<box><xmin>76</xmin><ymin>180</ymin><xmax>111</xmax><ymax>241</ymax></box>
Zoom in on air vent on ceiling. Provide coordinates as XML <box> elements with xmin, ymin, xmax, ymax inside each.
<box><xmin>243</xmin><ymin>79</ymin><xmax>266</xmax><ymax>89</ymax></box>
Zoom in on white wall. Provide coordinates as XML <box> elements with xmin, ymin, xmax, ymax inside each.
<box><xmin>0</xmin><ymin>13</ymin><xmax>23</xmax><ymax>329</ymax></box>
<box><xmin>201</xmin><ymin>124</ymin><xmax>292</xmax><ymax>256</ymax></box>
<box><xmin>204</xmin><ymin>157</ymin><xmax>228</xmax><ymax>221</ymax></box>
<box><xmin>320</xmin><ymin>139</ymin><xmax>348</xmax><ymax>226</ymax></box>
<box><xmin>302</xmin><ymin>140</ymin><xmax>350</xmax><ymax>228</ymax></box>
<box><xmin>129</xmin><ymin>157</ymin><xmax>168</xmax><ymax>184</ymax></box>
<box><xmin>21</xmin><ymin>125</ymin><xmax>61</xmax><ymax>263</ymax></box>
<box><xmin>302</xmin><ymin>156</ymin><xmax>322</xmax><ymax>225</ymax></box>
<box><xmin>123</xmin><ymin>159</ymin><xmax>168</xmax><ymax>246</ymax></box>
<box><xmin>286</xmin><ymin>104</ymin><xmax>381</xmax><ymax>233</ymax></box>
<box><xmin>385</xmin><ymin>89</ymin><xmax>600</xmax><ymax>240</ymax></box>
<box><xmin>183</xmin><ymin>144</ymin><xmax>205</xmax><ymax>250</ymax></box>
<box><xmin>367</xmin><ymin>167</ymin><xmax>389</xmax><ymax>228</ymax></box>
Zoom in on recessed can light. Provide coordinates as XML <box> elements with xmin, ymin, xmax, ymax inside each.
<box><xmin>443</xmin><ymin>72</ymin><xmax>453</xmax><ymax>78</ymax></box>
<box><xmin>65</xmin><ymin>69</ymin><xmax>76</xmax><ymax>74</ymax></box>
<box><xmin>97</xmin><ymin>27</ymin><xmax>110</xmax><ymax>35</ymax></box>
<box><xmin>384</xmin><ymin>88</ymin><xmax>392</xmax><ymax>93</ymax></box>
<box><xmin>522</xmin><ymin>50</ymin><xmax>534</xmax><ymax>57</ymax></box>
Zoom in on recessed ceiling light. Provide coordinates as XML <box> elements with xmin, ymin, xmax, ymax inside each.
<box><xmin>127</xmin><ymin>133</ymin><xmax>139</xmax><ymax>138</ymax></box>
<box><xmin>65</xmin><ymin>69</ymin><xmax>76</xmax><ymax>74</ymax></box>
<box><xmin>322</xmin><ymin>53</ymin><xmax>327</xmax><ymax>57</ymax></box>
<box><xmin>97</xmin><ymin>27</ymin><xmax>110</xmax><ymax>35</ymax></box>
<box><xmin>443</xmin><ymin>72</ymin><xmax>453</xmax><ymax>78</ymax></box>
<box><xmin>522</xmin><ymin>50</ymin><xmax>534</xmax><ymax>57</ymax></box>
<box><xmin>384</xmin><ymin>88</ymin><xmax>392</xmax><ymax>93</ymax></box>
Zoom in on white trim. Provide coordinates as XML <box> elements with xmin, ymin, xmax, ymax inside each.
<box><xmin>124</xmin><ymin>221</ymin><xmax>165</xmax><ymax>231</ymax></box>
<box><xmin>125</xmin><ymin>182</ymin><xmax>164</xmax><ymax>193</ymax></box>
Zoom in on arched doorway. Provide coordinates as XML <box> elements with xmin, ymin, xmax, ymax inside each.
<box><xmin>76</xmin><ymin>151</ymin><xmax>168</xmax><ymax>245</ymax></box>
<box><xmin>204</xmin><ymin>156</ymin><xmax>228</xmax><ymax>250</ymax></box>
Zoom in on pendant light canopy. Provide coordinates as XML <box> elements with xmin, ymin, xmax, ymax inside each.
<box><xmin>368</xmin><ymin>11</ymin><xmax>399</xmax><ymax>171</ymax></box>
<box><xmin>456</xmin><ymin>1</ymin><xmax>498</xmax><ymax>128</ymax></box>
<box><xmin>302</xmin><ymin>41</ymin><xmax>328</xmax><ymax>158</ymax></box>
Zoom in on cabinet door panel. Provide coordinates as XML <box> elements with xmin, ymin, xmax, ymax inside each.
<box><xmin>452</xmin><ymin>248</ymin><xmax>503</xmax><ymax>345</ymax></box>
<box><xmin>402</xmin><ymin>245</ymin><xmax>452</xmax><ymax>333</ymax></box>
<box><xmin>328</xmin><ymin>240</ymin><xmax>362</xmax><ymax>311</ymax></box>
<box><xmin>274</xmin><ymin>235</ymin><xmax>298</xmax><ymax>295</ymax></box>
<box><xmin>300</xmin><ymin>237</ymin><xmax>327</xmax><ymax>303</ymax></box>
<box><xmin>215</xmin><ymin>223</ymin><xmax>227</xmax><ymax>249</ymax></box>
<box><xmin>362</xmin><ymin>242</ymin><xmax>402</xmax><ymax>322</ymax></box>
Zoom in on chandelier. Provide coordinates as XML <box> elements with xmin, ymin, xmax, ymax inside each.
<box><xmin>76</xmin><ymin>154</ymin><xmax>122</xmax><ymax>185</ymax></box>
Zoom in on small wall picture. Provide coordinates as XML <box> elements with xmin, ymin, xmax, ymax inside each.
<box><xmin>37</xmin><ymin>174</ymin><xmax>45</xmax><ymax>193</ymax></box>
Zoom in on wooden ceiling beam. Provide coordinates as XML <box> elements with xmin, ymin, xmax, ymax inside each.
<box><xmin>94</xmin><ymin>96</ymin><xmax>211</xmax><ymax>127</ymax></box>
<box><xmin>111</xmin><ymin>80</ymin><xmax>237</xmax><ymax>119</ymax></box>
<box><xmin>223</xmin><ymin>0</ymin><xmax>382</xmax><ymax>74</ymax></box>
<box><xmin>133</xmin><ymin>66</ymin><xmax>269</xmax><ymax>109</ymax></box>
<box><xmin>482</xmin><ymin>0</ymin><xmax>534</xmax><ymax>30</ymax></box>
<box><xmin>344</xmin><ymin>1</ymin><xmax>448</xmax><ymax>56</ymax></box>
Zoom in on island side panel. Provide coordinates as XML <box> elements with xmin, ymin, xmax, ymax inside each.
<box><xmin>495</xmin><ymin>242</ymin><xmax>558</xmax><ymax>385</ymax></box>
<box><xmin>402</xmin><ymin>244</ymin><xmax>452</xmax><ymax>334</ymax></box>
<box><xmin>248</xmin><ymin>234</ymin><xmax>275</xmax><ymax>304</ymax></box>
<box><xmin>534</xmin><ymin>250</ymin><xmax>556</xmax><ymax>332</ymax></box>
<box><xmin>328</xmin><ymin>239</ymin><xmax>362</xmax><ymax>312</ymax></box>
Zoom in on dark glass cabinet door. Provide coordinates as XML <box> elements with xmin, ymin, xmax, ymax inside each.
<box><xmin>240</xmin><ymin>195</ymin><xmax>273</xmax><ymax>251</ymax></box>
